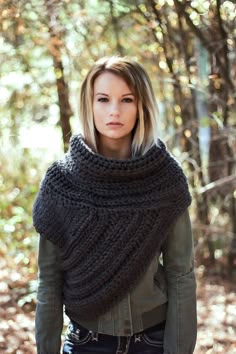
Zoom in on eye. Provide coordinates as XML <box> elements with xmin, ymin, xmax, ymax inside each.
<box><xmin>122</xmin><ymin>97</ymin><xmax>133</xmax><ymax>103</ymax></box>
<box><xmin>97</xmin><ymin>97</ymin><xmax>109</xmax><ymax>102</ymax></box>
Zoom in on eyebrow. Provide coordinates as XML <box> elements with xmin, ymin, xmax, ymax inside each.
<box><xmin>95</xmin><ymin>92</ymin><xmax>135</xmax><ymax>97</ymax></box>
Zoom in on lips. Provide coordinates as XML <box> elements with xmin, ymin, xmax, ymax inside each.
<box><xmin>106</xmin><ymin>122</ymin><xmax>124</xmax><ymax>126</ymax></box>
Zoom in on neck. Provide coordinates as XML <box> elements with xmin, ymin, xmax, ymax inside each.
<box><xmin>97</xmin><ymin>136</ymin><xmax>132</xmax><ymax>160</ymax></box>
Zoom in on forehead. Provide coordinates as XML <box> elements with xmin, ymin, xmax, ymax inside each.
<box><xmin>93</xmin><ymin>71</ymin><xmax>132</xmax><ymax>92</ymax></box>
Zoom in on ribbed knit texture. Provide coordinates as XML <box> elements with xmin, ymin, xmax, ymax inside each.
<box><xmin>33</xmin><ymin>134</ymin><xmax>191</xmax><ymax>321</ymax></box>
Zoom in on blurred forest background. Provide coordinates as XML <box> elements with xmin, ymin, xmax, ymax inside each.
<box><xmin>0</xmin><ymin>0</ymin><xmax>236</xmax><ymax>353</ymax></box>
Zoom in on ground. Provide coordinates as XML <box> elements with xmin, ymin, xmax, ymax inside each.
<box><xmin>0</xmin><ymin>256</ymin><xmax>235</xmax><ymax>354</ymax></box>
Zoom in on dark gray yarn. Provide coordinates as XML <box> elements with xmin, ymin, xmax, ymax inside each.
<box><xmin>33</xmin><ymin>135</ymin><xmax>191</xmax><ymax>321</ymax></box>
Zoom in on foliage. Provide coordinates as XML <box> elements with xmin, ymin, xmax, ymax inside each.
<box><xmin>0</xmin><ymin>0</ymin><xmax>235</xmax><ymax>279</ymax></box>
<box><xmin>0</xmin><ymin>1</ymin><xmax>235</xmax><ymax>353</ymax></box>
<box><xmin>0</xmin><ymin>147</ymin><xmax>42</xmax><ymax>276</ymax></box>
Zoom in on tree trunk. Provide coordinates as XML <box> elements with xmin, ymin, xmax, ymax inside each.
<box><xmin>228</xmin><ymin>196</ymin><xmax>236</xmax><ymax>279</ymax></box>
<box><xmin>45</xmin><ymin>0</ymin><xmax>72</xmax><ymax>152</ymax></box>
<box><xmin>108</xmin><ymin>0</ymin><xmax>124</xmax><ymax>56</ymax></box>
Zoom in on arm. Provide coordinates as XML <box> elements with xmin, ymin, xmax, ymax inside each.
<box><xmin>162</xmin><ymin>209</ymin><xmax>197</xmax><ymax>354</ymax></box>
<box><xmin>35</xmin><ymin>236</ymin><xmax>64</xmax><ymax>354</ymax></box>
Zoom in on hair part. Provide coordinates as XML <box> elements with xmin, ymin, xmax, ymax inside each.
<box><xmin>79</xmin><ymin>56</ymin><xmax>159</xmax><ymax>156</ymax></box>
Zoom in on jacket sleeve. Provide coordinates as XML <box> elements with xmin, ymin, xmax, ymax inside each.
<box><xmin>35</xmin><ymin>235</ymin><xmax>64</xmax><ymax>354</ymax></box>
<box><xmin>162</xmin><ymin>209</ymin><xmax>197</xmax><ymax>354</ymax></box>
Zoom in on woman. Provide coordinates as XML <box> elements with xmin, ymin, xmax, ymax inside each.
<box><xmin>33</xmin><ymin>56</ymin><xmax>197</xmax><ymax>354</ymax></box>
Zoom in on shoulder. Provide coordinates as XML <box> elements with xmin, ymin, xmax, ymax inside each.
<box><xmin>37</xmin><ymin>160</ymin><xmax>62</xmax><ymax>197</ymax></box>
<box><xmin>39</xmin><ymin>147</ymin><xmax>76</xmax><ymax>193</ymax></box>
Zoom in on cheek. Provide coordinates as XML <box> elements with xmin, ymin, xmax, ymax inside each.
<box><xmin>93</xmin><ymin>106</ymin><xmax>104</xmax><ymax>131</ymax></box>
<box><xmin>93</xmin><ymin>113</ymin><xmax>100</xmax><ymax>128</ymax></box>
<box><xmin>93</xmin><ymin>103</ymin><xmax>101</xmax><ymax>121</ymax></box>
<box><xmin>92</xmin><ymin>102</ymin><xmax>98</xmax><ymax>115</ymax></box>
<box><xmin>93</xmin><ymin>102</ymin><xmax>108</xmax><ymax>117</ymax></box>
<box><xmin>127</xmin><ymin>113</ymin><xmax>137</xmax><ymax>131</ymax></box>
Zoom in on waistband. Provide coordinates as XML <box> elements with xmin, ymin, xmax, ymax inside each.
<box><xmin>70</xmin><ymin>302</ymin><xmax>168</xmax><ymax>336</ymax></box>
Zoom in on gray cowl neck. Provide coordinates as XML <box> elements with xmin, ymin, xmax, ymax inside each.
<box><xmin>33</xmin><ymin>134</ymin><xmax>191</xmax><ymax>321</ymax></box>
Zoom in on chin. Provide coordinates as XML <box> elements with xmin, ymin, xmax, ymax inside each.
<box><xmin>107</xmin><ymin>134</ymin><xmax>131</xmax><ymax>140</ymax></box>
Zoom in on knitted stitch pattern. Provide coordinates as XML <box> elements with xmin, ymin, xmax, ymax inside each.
<box><xmin>33</xmin><ymin>135</ymin><xmax>191</xmax><ymax>321</ymax></box>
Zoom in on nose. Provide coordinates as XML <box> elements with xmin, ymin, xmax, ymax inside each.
<box><xmin>109</xmin><ymin>101</ymin><xmax>120</xmax><ymax>117</ymax></box>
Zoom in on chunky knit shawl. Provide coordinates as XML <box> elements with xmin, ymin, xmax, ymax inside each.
<box><xmin>33</xmin><ymin>135</ymin><xmax>191</xmax><ymax>321</ymax></box>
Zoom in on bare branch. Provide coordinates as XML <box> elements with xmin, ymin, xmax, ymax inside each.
<box><xmin>197</xmin><ymin>175</ymin><xmax>236</xmax><ymax>194</ymax></box>
<box><xmin>173</xmin><ymin>0</ymin><xmax>235</xmax><ymax>92</ymax></box>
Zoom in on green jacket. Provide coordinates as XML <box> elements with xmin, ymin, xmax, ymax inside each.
<box><xmin>35</xmin><ymin>209</ymin><xmax>197</xmax><ymax>354</ymax></box>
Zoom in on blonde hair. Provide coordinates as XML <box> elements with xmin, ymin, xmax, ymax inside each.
<box><xmin>79</xmin><ymin>56</ymin><xmax>159</xmax><ymax>156</ymax></box>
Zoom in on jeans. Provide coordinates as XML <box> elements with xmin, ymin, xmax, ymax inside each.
<box><xmin>63</xmin><ymin>320</ymin><xmax>165</xmax><ymax>354</ymax></box>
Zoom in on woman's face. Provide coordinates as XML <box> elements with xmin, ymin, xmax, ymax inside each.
<box><xmin>93</xmin><ymin>71</ymin><xmax>137</xmax><ymax>146</ymax></box>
